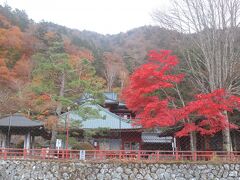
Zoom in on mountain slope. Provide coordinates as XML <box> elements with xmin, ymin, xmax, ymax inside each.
<box><xmin>0</xmin><ymin>4</ymin><xmax>181</xmax><ymax>87</ymax></box>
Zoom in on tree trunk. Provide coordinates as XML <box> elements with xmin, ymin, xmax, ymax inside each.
<box><xmin>222</xmin><ymin>128</ymin><xmax>232</xmax><ymax>152</ymax></box>
<box><xmin>51</xmin><ymin>71</ymin><xmax>65</xmax><ymax>148</ymax></box>
<box><xmin>190</xmin><ymin>131</ymin><xmax>197</xmax><ymax>151</ymax></box>
<box><xmin>222</xmin><ymin>111</ymin><xmax>232</xmax><ymax>152</ymax></box>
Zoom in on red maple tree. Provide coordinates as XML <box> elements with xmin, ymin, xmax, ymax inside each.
<box><xmin>122</xmin><ymin>50</ymin><xmax>240</xmax><ymax>137</ymax></box>
<box><xmin>122</xmin><ymin>50</ymin><xmax>184</xmax><ymax>127</ymax></box>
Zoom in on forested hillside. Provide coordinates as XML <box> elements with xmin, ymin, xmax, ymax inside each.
<box><xmin>0</xmin><ymin>5</ymin><xmax>184</xmax><ymax>121</ymax></box>
<box><xmin>0</xmin><ymin>5</ymin><xmax>102</xmax><ymax>119</ymax></box>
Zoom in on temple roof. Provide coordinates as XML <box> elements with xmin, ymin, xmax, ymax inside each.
<box><xmin>60</xmin><ymin>103</ymin><xmax>139</xmax><ymax>130</ymax></box>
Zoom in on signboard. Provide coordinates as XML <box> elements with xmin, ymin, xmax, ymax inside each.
<box><xmin>79</xmin><ymin>150</ymin><xmax>86</xmax><ymax>160</ymax></box>
<box><xmin>56</xmin><ymin>139</ymin><xmax>62</xmax><ymax>149</ymax></box>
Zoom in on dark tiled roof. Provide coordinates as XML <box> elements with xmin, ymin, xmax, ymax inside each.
<box><xmin>0</xmin><ymin>114</ymin><xmax>43</xmax><ymax>127</ymax></box>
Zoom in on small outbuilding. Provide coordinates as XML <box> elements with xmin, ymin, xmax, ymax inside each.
<box><xmin>0</xmin><ymin>114</ymin><xmax>51</xmax><ymax>149</ymax></box>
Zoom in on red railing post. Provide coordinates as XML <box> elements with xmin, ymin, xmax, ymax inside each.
<box><xmin>137</xmin><ymin>151</ymin><xmax>141</xmax><ymax>161</ymax></box>
<box><xmin>41</xmin><ymin>148</ymin><xmax>47</xmax><ymax>159</ymax></box>
<box><xmin>157</xmin><ymin>151</ymin><xmax>160</xmax><ymax>161</ymax></box>
<box><xmin>23</xmin><ymin>148</ymin><xmax>27</xmax><ymax>159</ymax></box>
<box><xmin>99</xmin><ymin>150</ymin><xmax>101</xmax><ymax>160</ymax></box>
<box><xmin>229</xmin><ymin>151</ymin><xmax>234</xmax><ymax>161</ymax></box>
<box><xmin>193</xmin><ymin>151</ymin><xmax>197</xmax><ymax>161</ymax></box>
<box><xmin>119</xmin><ymin>151</ymin><xmax>122</xmax><ymax>159</ymax></box>
<box><xmin>3</xmin><ymin>148</ymin><xmax>7</xmax><ymax>160</ymax></box>
<box><xmin>175</xmin><ymin>150</ymin><xmax>179</xmax><ymax>161</ymax></box>
<box><xmin>62</xmin><ymin>149</ymin><xmax>65</xmax><ymax>159</ymax></box>
<box><xmin>94</xmin><ymin>151</ymin><xmax>96</xmax><ymax>160</ymax></box>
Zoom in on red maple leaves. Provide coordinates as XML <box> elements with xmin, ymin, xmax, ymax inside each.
<box><xmin>177</xmin><ymin>89</ymin><xmax>240</xmax><ymax>136</ymax></box>
<box><xmin>122</xmin><ymin>50</ymin><xmax>240</xmax><ymax>137</ymax></box>
<box><xmin>122</xmin><ymin>50</ymin><xmax>184</xmax><ymax>127</ymax></box>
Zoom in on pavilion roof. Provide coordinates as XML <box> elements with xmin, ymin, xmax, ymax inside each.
<box><xmin>0</xmin><ymin>114</ymin><xmax>43</xmax><ymax>127</ymax></box>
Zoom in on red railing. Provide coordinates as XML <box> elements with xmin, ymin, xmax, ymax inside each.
<box><xmin>0</xmin><ymin>148</ymin><xmax>240</xmax><ymax>162</ymax></box>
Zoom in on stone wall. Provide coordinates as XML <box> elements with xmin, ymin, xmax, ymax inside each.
<box><xmin>0</xmin><ymin>160</ymin><xmax>240</xmax><ymax>180</ymax></box>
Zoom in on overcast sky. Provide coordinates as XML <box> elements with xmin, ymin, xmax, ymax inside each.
<box><xmin>0</xmin><ymin>0</ymin><xmax>169</xmax><ymax>35</ymax></box>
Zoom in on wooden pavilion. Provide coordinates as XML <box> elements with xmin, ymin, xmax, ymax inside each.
<box><xmin>0</xmin><ymin>114</ymin><xmax>51</xmax><ymax>149</ymax></box>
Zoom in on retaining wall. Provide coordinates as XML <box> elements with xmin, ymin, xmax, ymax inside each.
<box><xmin>0</xmin><ymin>160</ymin><xmax>240</xmax><ymax>179</ymax></box>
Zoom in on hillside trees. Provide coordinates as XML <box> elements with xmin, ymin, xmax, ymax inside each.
<box><xmin>0</xmin><ymin>56</ymin><xmax>31</xmax><ymax>115</ymax></box>
<box><xmin>153</xmin><ymin>0</ymin><xmax>240</xmax><ymax>151</ymax></box>
<box><xmin>0</xmin><ymin>5</ymin><xmax>29</xmax><ymax>31</ymax></box>
<box><xmin>0</xmin><ymin>6</ymin><xmax>106</xmax><ymax>112</ymax></box>
<box><xmin>103</xmin><ymin>52</ymin><xmax>128</xmax><ymax>91</ymax></box>
<box><xmin>0</xmin><ymin>58</ymin><xmax>16</xmax><ymax>114</ymax></box>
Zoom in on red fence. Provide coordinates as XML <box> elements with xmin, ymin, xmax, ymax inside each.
<box><xmin>0</xmin><ymin>148</ymin><xmax>240</xmax><ymax>162</ymax></box>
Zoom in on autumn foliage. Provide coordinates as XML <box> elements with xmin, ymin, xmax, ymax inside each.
<box><xmin>178</xmin><ymin>89</ymin><xmax>240</xmax><ymax>136</ymax></box>
<box><xmin>122</xmin><ymin>50</ymin><xmax>184</xmax><ymax>126</ymax></box>
<box><xmin>122</xmin><ymin>50</ymin><xmax>240</xmax><ymax>137</ymax></box>
<box><xmin>0</xmin><ymin>58</ymin><xmax>12</xmax><ymax>85</ymax></box>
